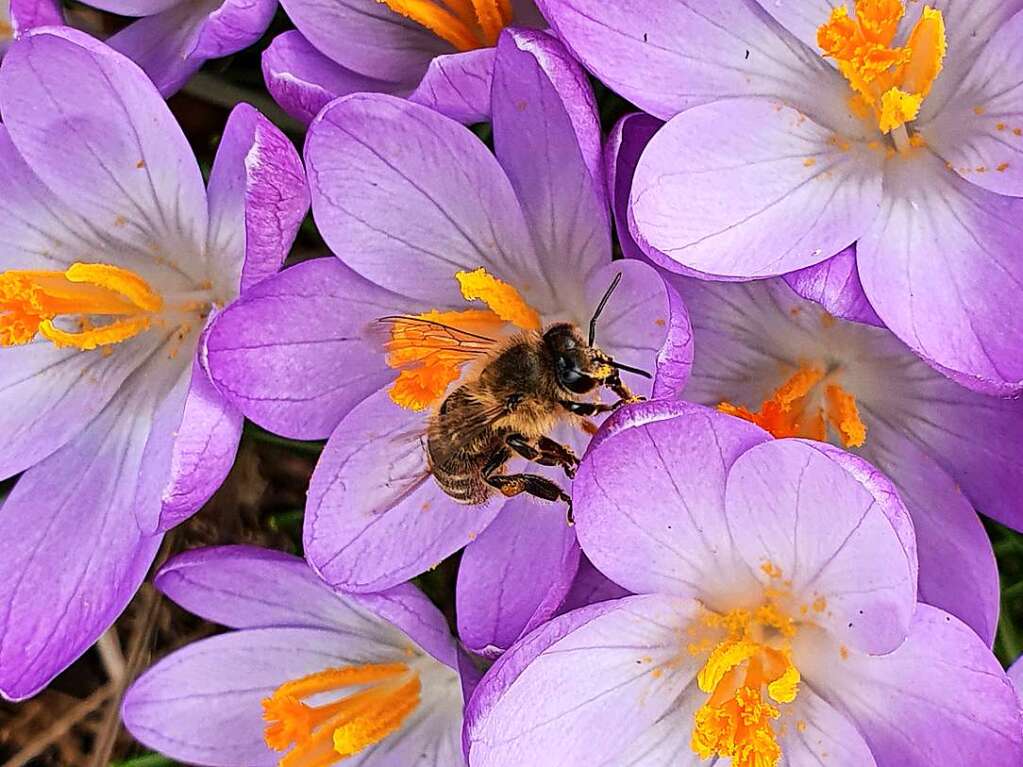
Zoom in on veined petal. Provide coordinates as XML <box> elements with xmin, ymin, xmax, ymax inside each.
<box><xmin>193</xmin><ymin>0</ymin><xmax>276</xmax><ymax>60</ymax></box>
<box><xmin>777</xmin><ymin>683</ymin><xmax>877</xmax><ymax>766</ymax></box>
<box><xmin>783</xmin><ymin>246</ymin><xmax>884</xmax><ymax>327</ymax></box>
<box><xmin>751</xmin><ymin>0</ymin><xmax>845</xmax><ymax>55</ymax></box>
<box><xmin>857</xmin><ymin>151</ymin><xmax>1023</xmax><ymax>394</ymax></box>
<box><xmin>79</xmin><ymin>0</ymin><xmax>179</xmax><ymax>12</ymax></box>
<box><xmin>305</xmin><ymin>389</ymin><xmax>503</xmax><ymax>592</ymax></box>
<box><xmin>409</xmin><ymin>47</ymin><xmax>496</xmax><ymax>125</ymax></box>
<box><xmin>605</xmin><ymin>112</ymin><xmax>663</xmax><ymax>263</ymax></box>
<box><xmin>0</xmin><ymin>28</ymin><xmax>209</xmax><ymax>283</ymax></box>
<box><xmin>8</xmin><ymin>0</ymin><xmax>62</xmax><ymax>32</ymax></box>
<box><xmin>631</xmin><ymin>98</ymin><xmax>883</xmax><ymax>279</ymax></box>
<box><xmin>558</xmin><ymin>556</ymin><xmax>630</xmax><ymax>615</ymax></box>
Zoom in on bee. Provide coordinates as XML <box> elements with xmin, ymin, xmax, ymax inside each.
<box><xmin>378</xmin><ymin>274</ymin><xmax>650</xmax><ymax>520</ymax></box>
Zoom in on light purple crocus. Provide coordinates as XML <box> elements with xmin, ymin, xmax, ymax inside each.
<box><xmin>540</xmin><ymin>0</ymin><xmax>1023</xmax><ymax>396</ymax></box>
<box><xmin>204</xmin><ymin>29</ymin><xmax>690</xmax><ymax>658</ymax></box>
<box><xmin>0</xmin><ymin>29</ymin><xmax>308</xmax><ymax>700</ymax></box>
<box><xmin>10</xmin><ymin>0</ymin><xmax>276</xmax><ymax>95</ymax></box>
<box><xmin>123</xmin><ymin>545</ymin><xmax>465</xmax><ymax>766</ymax></box>
<box><xmin>264</xmin><ymin>0</ymin><xmax>545</xmax><ymax>124</ymax></box>
<box><xmin>606</xmin><ymin>111</ymin><xmax>1023</xmax><ymax>646</ymax></box>
<box><xmin>466</xmin><ymin>401</ymin><xmax>1023</xmax><ymax>766</ymax></box>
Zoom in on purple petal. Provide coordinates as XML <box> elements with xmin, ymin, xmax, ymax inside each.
<box><xmin>305</xmin><ymin>92</ymin><xmax>538</xmax><ymax>307</ymax></box>
<box><xmin>409</xmin><ymin>47</ymin><xmax>496</xmax><ymax>125</ymax></box>
<box><xmin>1010</xmin><ymin>656</ymin><xmax>1023</xmax><ymax>707</ymax></box>
<box><xmin>192</xmin><ymin>0</ymin><xmax>276</xmax><ymax>59</ymax></box>
<box><xmin>204</xmin><ymin>257</ymin><xmax>406</xmax><ymax>440</ymax></box>
<box><xmin>857</xmin><ymin>151</ymin><xmax>1023</xmax><ymax>395</ymax></box>
<box><xmin>466</xmin><ymin>594</ymin><xmax>699</xmax><ymax>767</ymax></box>
<box><xmin>557</xmin><ymin>555</ymin><xmax>629</xmax><ymax>614</ymax></box>
<box><xmin>349</xmin><ymin>583</ymin><xmax>459</xmax><ymax>669</ymax></box>
<box><xmin>780</xmin><ymin>685</ymin><xmax>877</xmax><ymax>765</ymax></box>
<box><xmin>135</xmin><ymin>351</ymin><xmax>243</xmax><ymax>534</ymax></box>
<box><xmin>456</xmin><ymin>497</ymin><xmax>580</xmax><ymax>657</ymax></box>
<box><xmin>0</xmin><ymin>28</ymin><xmax>208</xmax><ymax>276</ymax></box>
<box><xmin>801</xmin><ymin>604</ymin><xmax>1023</xmax><ymax>765</ymax></box>
<box><xmin>81</xmin><ymin>0</ymin><xmax>180</xmax><ymax>12</ymax></box>
<box><xmin>262</xmin><ymin>31</ymin><xmax>401</xmax><ymax>126</ymax></box>
<box><xmin>492</xmin><ymin>29</ymin><xmax>610</xmax><ymax>285</ymax></box>
<box><xmin>305</xmin><ymin>389</ymin><xmax>503</xmax><ymax>592</ymax></box>
<box><xmin>783</xmin><ymin>245</ymin><xmax>884</xmax><ymax>327</ymax></box>
<box><xmin>0</xmin><ymin>387</ymin><xmax>165</xmax><ymax>700</ymax></box>
<box><xmin>631</xmin><ymin>98</ymin><xmax>883</xmax><ymax>279</ymax></box>
<box><xmin>8</xmin><ymin>0</ymin><xmax>61</xmax><ymax>30</ymax></box>
<box><xmin>605</xmin><ymin>111</ymin><xmax>662</xmax><ymax>263</ymax></box>
<box><xmin>278</xmin><ymin>0</ymin><xmax>447</xmax><ymax>84</ymax></box>
<box><xmin>207</xmin><ymin>102</ymin><xmax>309</xmax><ymax>295</ymax></box>
<box><xmin>726</xmin><ymin>439</ymin><xmax>916</xmax><ymax>655</ymax></box>
<box><xmin>573</xmin><ymin>400</ymin><xmax>770</xmax><ymax>599</ymax></box>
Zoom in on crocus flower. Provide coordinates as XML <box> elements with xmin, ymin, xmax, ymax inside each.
<box><xmin>264</xmin><ymin>0</ymin><xmax>545</xmax><ymax>124</ymax></box>
<box><xmin>0</xmin><ymin>29</ymin><xmax>308</xmax><ymax>700</ymax></box>
<box><xmin>540</xmin><ymin>0</ymin><xmax>1023</xmax><ymax>396</ymax></box>
<box><xmin>466</xmin><ymin>401</ymin><xmax>1023</xmax><ymax>766</ymax></box>
<box><xmin>606</xmin><ymin>111</ymin><xmax>1023</xmax><ymax>645</ymax></box>
<box><xmin>205</xmin><ymin>29</ymin><xmax>690</xmax><ymax>658</ymax></box>
<box><xmin>123</xmin><ymin>545</ymin><xmax>465</xmax><ymax>766</ymax></box>
<box><xmin>10</xmin><ymin>0</ymin><xmax>276</xmax><ymax>95</ymax></box>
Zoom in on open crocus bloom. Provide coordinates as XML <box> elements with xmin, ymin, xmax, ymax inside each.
<box><xmin>0</xmin><ymin>29</ymin><xmax>308</xmax><ymax>700</ymax></box>
<box><xmin>541</xmin><ymin>0</ymin><xmax>1023</xmax><ymax>395</ymax></box>
<box><xmin>123</xmin><ymin>546</ymin><xmax>464</xmax><ymax>767</ymax></box>
<box><xmin>466</xmin><ymin>402</ymin><xmax>1023</xmax><ymax>766</ymax></box>
<box><xmin>9</xmin><ymin>0</ymin><xmax>276</xmax><ymax>95</ymax></box>
<box><xmin>605</xmin><ymin>110</ymin><xmax>1023</xmax><ymax>645</ymax></box>
<box><xmin>264</xmin><ymin>0</ymin><xmax>545</xmax><ymax>124</ymax></box>
<box><xmin>205</xmin><ymin>29</ymin><xmax>690</xmax><ymax>658</ymax></box>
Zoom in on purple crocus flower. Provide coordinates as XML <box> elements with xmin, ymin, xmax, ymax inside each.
<box><xmin>204</xmin><ymin>30</ymin><xmax>690</xmax><ymax>658</ymax></box>
<box><xmin>123</xmin><ymin>545</ymin><xmax>465</xmax><ymax>766</ymax></box>
<box><xmin>540</xmin><ymin>0</ymin><xmax>1023</xmax><ymax>396</ymax></box>
<box><xmin>10</xmin><ymin>0</ymin><xmax>276</xmax><ymax>95</ymax></box>
<box><xmin>466</xmin><ymin>401</ymin><xmax>1023</xmax><ymax>766</ymax></box>
<box><xmin>606</xmin><ymin>112</ymin><xmax>1023</xmax><ymax>645</ymax></box>
<box><xmin>0</xmin><ymin>29</ymin><xmax>308</xmax><ymax>700</ymax></box>
<box><xmin>264</xmin><ymin>0</ymin><xmax>546</xmax><ymax>124</ymax></box>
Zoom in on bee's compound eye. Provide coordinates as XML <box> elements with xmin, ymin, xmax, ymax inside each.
<box><xmin>556</xmin><ymin>354</ymin><xmax>596</xmax><ymax>394</ymax></box>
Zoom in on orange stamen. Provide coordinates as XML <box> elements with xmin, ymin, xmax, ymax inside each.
<box><xmin>263</xmin><ymin>663</ymin><xmax>421</xmax><ymax>767</ymax></box>
<box><xmin>376</xmin><ymin>0</ymin><xmax>511</xmax><ymax>50</ymax></box>
<box><xmin>455</xmin><ymin>268</ymin><xmax>541</xmax><ymax>331</ymax></box>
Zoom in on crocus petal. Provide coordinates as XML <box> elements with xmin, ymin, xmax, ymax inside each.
<box><xmin>726</xmin><ymin>439</ymin><xmax>916</xmax><ymax>655</ymax></box>
<box><xmin>779</xmin><ymin>684</ymin><xmax>877</xmax><ymax>766</ymax></box>
<box><xmin>262</xmin><ymin>31</ymin><xmax>402</xmax><ymax>126</ymax></box>
<box><xmin>457</xmin><ymin>496</ymin><xmax>580</xmax><ymax>657</ymax></box>
<box><xmin>573</xmin><ymin>400</ymin><xmax>769</xmax><ymax>601</ymax></box>
<box><xmin>278</xmin><ymin>0</ymin><xmax>448</xmax><ymax>84</ymax></box>
<box><xmin>192</xmin><ymin>0</ymin><xmax>276</xmax><ymax>59</ymax></box>
<box><xmin>8</xmin><ymin>0</ymin><xmax>61</xmax><ymax>30</ymax></box>
<box><xmin>204</xmin><ymin>257</ymin><xmax>405</xmax><ymax>440</ymax></box>
<box><xmin>492</xmin><ymin>29</ymin><xmax>610</xmax><ymax>287</ymax></box>
<box><xmin>1009</xmin><ymin>656</ymin><xmax>1023</xmax><ymax>707</ymax></box>
<box><xmin>857</xmin><ymin>151</ymin><xmax>1023</xmax><ymax>395</ymax></box>
<box><xmin>106</xmin><ymin>4</ymin><xmax>209</xmax><ymax>97</ymax></box>
<box><xmin>409</xmin><ymin>47</ymin><xmax>496</xmax><ymax>125</ymax></box>
<box><xmin>349</xmin><ymin>583</ymin><xmax>460</xmax><ymax>668</ymax></box>
<box><xmin>135</xmin><ymin>351</ymin><xmax>243</xmax><ymax>534</ymax></box>
<box><xmin>631</xmin><ymin>97</ymin><xmax>883</xmax><ymax>279</ymax></box>
<box><xmin>206</xmin><ymin>102</ymin><xmax>309</xmax><ymax>295</ymax></box>
<box><xmin>0</xmin><ymin>384</ymin><xmax>165</xmax><ymax>700</ymax></box>
<box><xmin>0</xmin><ymin>28</ymin><xmax>208</xmax><ymax>281</ymax></box>
<box><xmin>921</xmin><ymin>9</ymin><xmax>1023</xmax><ymax>196</ymax></box>
<box><xmin>750</xmin><ymin>0</ymin><xmax>843</xmax><ymax>54</ymax></box>
<box><xmin>537</xmin><ymin>0</ymin><xmax>850</xmax><ymax>124</ymax></box>
<box><xmin>305</xmin><ymin>389</ymin><xmax>503</xmax><ymax>592</ymax></box>
<box><xmin>558</xmin><ymin>555</ymin><xmax>630</xmax><ymax>614</ymax></box>
<box><xmin>123</xmin><ymin>626</ymin><xmax>458</xmax><ymax>767</ymax></box>
<box><xmin>306</xmin><ymin>93</ymin><xmax>539</xmax><ymax>308</ymax></box>
<box><xmin>782</xmin><ymin>245</ymin><xmax>884</xmax><ymax>327</ymax></box>
<box><xmin>467</xmin><ymin>594</ymin><xmax>700</xmax><ymax>767</ymax></box>
<box><xmin>800</xmin><ymin>604</ymin><xmax>1023</xmax><ymax>765</ymax></box>
<box><xmin>81</xmin><ymin>0</ymin><xmax>179</xmax><ymax>13</ymax></box>
<box><xmin>864</xmin><ymin>425</ymin><xmax>998</xmax><ymax>645</ymax></box>
<box><xmin>605</xmin><ymin>111</ymin><xmax>663</xmax><ymax>263</ymax></box>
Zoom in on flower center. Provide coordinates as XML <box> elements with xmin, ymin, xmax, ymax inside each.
<box><xmin>818</xmin><ymin>1</ymin><xmax>946</xmax><ymax>150</ymax></box>
<box><xmin>0</xmin><ymin>262</ymin><xmax>210</xmax><ymax>353</ymax></box>
<box><xmin>384</xmin><ymin>267</ymin><xmax>541</xmax><ymax>411</ymax></box>
<box><xmin>717</xmin><ymin>363</ymin><xmax>867</xmax><ymax>448</ymax></box>
<box><xmin>689</xmin><ymin>592</ymin><xmax>801</xmax><ymax>767</ymax></box>
<box><xmin>376</xmin><ymin>0</ymin><xmax>513</xmax><ymax>51</ymax></box>
<box><xmin>263</xmin><ymin>662</ymin><xmax>422</xmax><ymax>767</ymax></box>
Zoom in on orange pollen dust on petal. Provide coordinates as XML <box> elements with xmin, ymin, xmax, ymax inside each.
<box><xmin>717</xmin><ymin>364</ymin><xmax>867</xmax><ymax>449</ymax></box>
<box><xmin>262</xmin><ymin>662</ymin><xmax>422</xmax><ymax>767</ymax></box>
<box><xmin>817</xmin><ymin>1</ymin><xmax>946</xmax><ymax>136</ymax></box>
<box><xmin>374</xmin><ymin>0</ymin><xmax>512</xmax><ymax>51</ymax></box>
<box><xmin>689</xmin><ymin>594</ymin><xmax>801</xmax><ymax>767</ymax></box>
<box><xmin>0</xmin><ymin>262</ymin><xmax>163</xmax><ymax>351</ymax></box>
<box><xmin>384</xmin><ymin>267</ymin><xmax>541</xmax><ymax>411</ymax></box>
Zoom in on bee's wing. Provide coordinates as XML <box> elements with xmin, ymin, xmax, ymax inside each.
<box><xmin>374</xmin><ymin>315</ymin><xmax>500</xmax><ymax>372</ymax></box>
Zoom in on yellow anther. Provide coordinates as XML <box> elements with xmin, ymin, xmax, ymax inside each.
<box><xmin>825</xmin><ymin>384</ymin><xmax>867</xmax><ymax>448</ymax></box>
<box><xmin>878</xmin><ymin>87</ymin><xmax>922</xmax><ymax>133</ymax></box>
<box><xmin>455</xmin><ymin>268</ymin><xmax>541</xmax><ymax>331</ymax></box>
<box><xmin>375</xmin><ymin>0</ymin><xmax>510</xmax><ymax>51</ymax></box>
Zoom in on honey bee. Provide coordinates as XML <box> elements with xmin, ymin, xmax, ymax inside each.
<box><xmin>378</xmin><ymin>274</ymin><xmax>650</xmax><ymax>520</ymax></box>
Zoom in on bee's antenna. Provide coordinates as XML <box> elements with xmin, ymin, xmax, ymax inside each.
<box><xmin>589</xmin><ymin>272</ymin><xmax>623</xmax><ymax>346</ymax></box>
<box><xmin>610</xmin><ymin>360</ymin><xmax>652</xmax><ymax>379</ymax></box>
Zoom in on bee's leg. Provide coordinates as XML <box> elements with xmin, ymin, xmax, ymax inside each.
<box><xmin>505</xmin><ymin>433</ymin><xmax>579</xmax><ymax>478</ymax></box>
<box><xmin>559</xmin><ymin>399</ymin><xmax>619</xmax><ymax>417</ymax></box>
<box><xmin>485</xmin><ymin>473</ymin><xmax>573</xmax><ymax>522</ymax></box>
<box><xmin>603</xmin><ymin>369</ymin><xmax>646</xmax><ymax>405</ymax></box>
